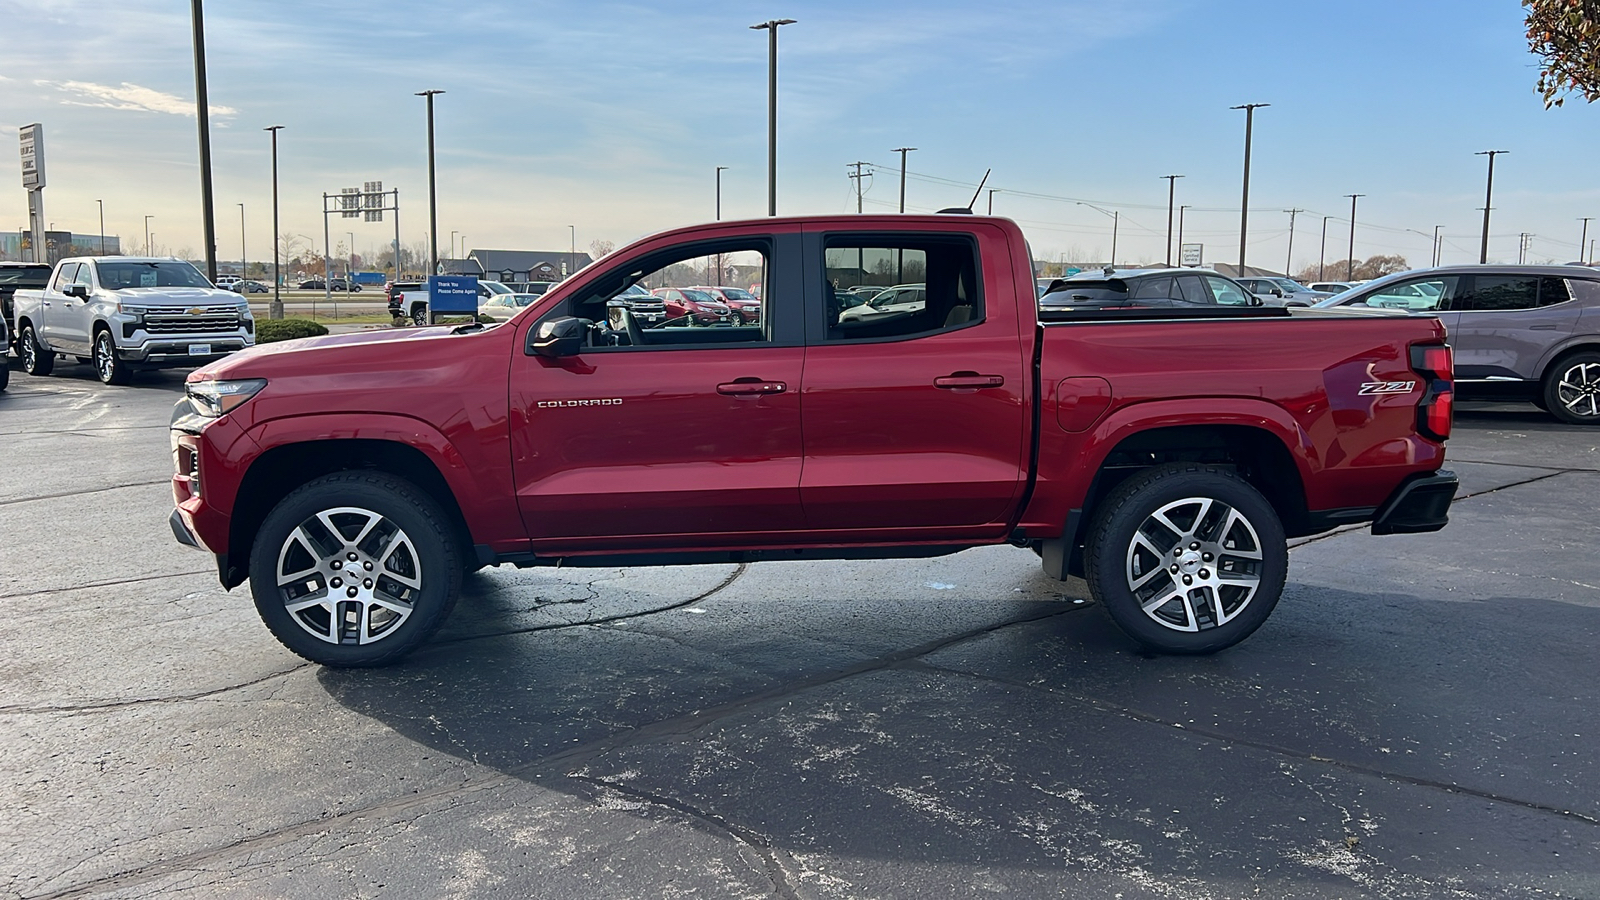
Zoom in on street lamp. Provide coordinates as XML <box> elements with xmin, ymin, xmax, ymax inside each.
<box><xmin>1580</xmin><ymin>217</ymin><xmax>1593</xmax><ymax>263</ymax></box>
<box><xmin>265</xmin><ymin>125</ymin><xmax>284</xmax><ymax>318</ymax></box>
<box><xmin>1345</xmin><ymin>194</ymin><xmax>1365</xmax><ymax>281</ymax></box>
<box><xmin>95</xmin><ymin>200</ymin><xmax>105</xmax><ymax>256</ymax></box>
<box><xmin>144</xmin><ymin>215</ymin><xmax>154</xmax><ymax>256</ymax></box>
<box><xmin>987</xmin><ymin>189</ymin><xmax>998</xmax><ymax>216</ymax></box>
<box><xmin>449</xmin><ymin>230</ymin><xmax>458</xmax><ymax>260</ymax></box>
<box><xmin>893</xmin><ymin>147</ymin><xmax>916</xmax><ymax>213</ymax></box>
<box><xmin>1231</xmin><ymin>102</ymin><xmax>1269</xmax><ymax>273</ymax></box>
<box><xmin>1476</xmin><ymin>150</ymin><xmax>1507</xmax><ymax>264</ymax></box>
<box><xmin>416</xmin><ymin>88</ymin><xmax>445</xmax><ymax>316</ymax></box>
<box><xmin>238</xmin><ymin>202</ymin><xmax>246</xmax><ymax>282</ymax></box>
<box><xmin>190</xmin><ymin>0</ymin><xmax>218</xmax><ymax>281</ymax></box>
<box><xmin>1434</xmin><ymin>225</ymin><xmax>1443</xmax><ymax>266</ymax></box>
<box><xmin>1177</xmin><ymin>205</ymin><xmax>1190</xmax><ymax>265</ymax></box>
<box><xmin>715</xmin><ymin>165</ymin><xmax>729</xmax><ymax>220</ymax></box>
<box><xmin>1161</xmin><ymin>175</ymin><xmax>1184</xmax><ymax>266</ymax></box>
<box><xmin>1319</xmin><ymin>215</ymin><xmax>1332</xmax><ymax>281</ymax></box>
<box><xmin>1079</xmin><ymin>202</ymin><xmax>1119</xmax><ymax>267</ymax></box>
<box><xmin>750</xmin><ymin>18</ymin><xmax>796</xmax><ymax>216</ymax></box>
<box><xmin>569</xmin><ymin>224</ymin><xmax>576</xmax><ymax>278</ymax></box>
<box><xmin>348</xmin><ymin>231</ymin><xmax>355</xmax><ymax>279</ymax></box>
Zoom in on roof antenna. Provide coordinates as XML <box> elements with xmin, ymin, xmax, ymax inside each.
<box><xmin>937</xmin><ymin>169</ymin><xmax>990</xmax><ymax>214</ymax></box>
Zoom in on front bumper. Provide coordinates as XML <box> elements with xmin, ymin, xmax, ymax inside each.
<box><xmin>1371</xmin><ymin>470</ymin><xmax>1458</xmax><ymax>535</ymax></box>
<box><xmin>120</xmin><ymin>337</ymin><xmax>251</xmax><ymax>365</ymax></box>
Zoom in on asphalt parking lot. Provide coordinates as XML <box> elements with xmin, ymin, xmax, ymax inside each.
<box><xmin>3</xmin><ymin>361</ymin><xmax>1598</xmax><ymax>899</ymax></box>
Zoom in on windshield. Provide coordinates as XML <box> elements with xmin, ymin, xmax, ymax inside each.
<box><xmin>481</xmin><ymin>281</ymin><xmax>512</xmax><ymax>295</ymax></box>
<box><xmin>619</xmin><ymin>283</ymin><xmax>652</xmax><ymax>298</ymax></box>
<box><xmin>682</xmin><ymin>289</ymin><xmax>719</xmax><ymax>304</ymax></box>
<box><xmin>719</xmin><ymin>288</ymin><xmax>756</xmax><ymax>301</ymax></box>
<box><xmin>1040</xmin><ymin>280</ymin><xmax>1130</xmax><ymax>304</ymax></box>
<box><xmin>1271</xmin><ymin>278</ymin><xmax>1306</xmax><ymax>292</ymax></box>
<box><xmin>0</xmin><ymin>265</ymin><xmax>53</xmax><ymax>288</ymax></box>
<box><xmin>97</xmin><ymin>261</ymin><xmax>212</xmax><ymax>289</ymax></box>
<box><xmin>506</xmin><ymin>294</ymin><xmax>538</xmax><ymax>306</ymax></box>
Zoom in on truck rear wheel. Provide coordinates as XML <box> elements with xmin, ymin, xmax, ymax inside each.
<box><xmin>1542</xmin><ymin>352</ymin><xmax>1600</xmax><ymax>425</ymax></box>
<box><xmin>19</xmin><ymin>324</ymin><xmax>52</xmax><ymax>376</ymax></box>
<box><xmin>411</xmin><ymin>304</ymin><xmax>427</xmax><ymax>326</ymax></box>
<box><xmin>1084</xmin><ymin>463</ymin><xmax>1287</xmax><ymax>655</ymax></box>
<box><xmin>248</xmin><ymin>472</ymin><xmax>462</xmax><ymax>667</ymax></box>
<box><xmin>93</xmin><ymin>330</ymin><xmax>130</xmax><ymax>385</ymax></box>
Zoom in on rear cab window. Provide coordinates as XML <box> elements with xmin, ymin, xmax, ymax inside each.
<box><xmin>820</xmin><ymin>234</ymin><xmax>982</xmax><ymax>342</ymax></box>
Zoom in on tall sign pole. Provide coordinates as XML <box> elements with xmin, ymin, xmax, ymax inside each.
<box><xmin>191</xmin><ymin>0</ymin><xmax>218</xmax><ymax>280</ymax></box>
<box><xmin>19</xmin><ymin>124</ymin><xmax>46</xmax><ymax>264</ymax></box>
<box><xmin>1476</xmin><ymin>150</ymin><xmax>1507</xmax><ymax>264</ymax></box>
<box><xmin>894</xmin><ymin>147</ymin><xmax>916</xmax><ymax>213</ymax></box>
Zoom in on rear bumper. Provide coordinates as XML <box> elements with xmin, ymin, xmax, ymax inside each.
<box><xmin>1371</xmin><ymin>470</ymin><xmax>1458</xmax><ymax>535</ymax></box>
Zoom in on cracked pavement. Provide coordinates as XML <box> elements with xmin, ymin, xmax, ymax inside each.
<box><xmin>2</xmin><ymin>366</ymin><xmax>1598</xmax><ymax>899</ymax></box>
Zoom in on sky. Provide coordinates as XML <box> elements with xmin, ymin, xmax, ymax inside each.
<box><xmin>3</xmin><ymin>0</ymin><xmax>1598</xmax><ymax>273</ymax></box>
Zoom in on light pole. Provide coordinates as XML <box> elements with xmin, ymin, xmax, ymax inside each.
<box><xmin>238</xmin><ymin>202</ymin><xmax>246</xmax><ymax>281</ymax></box>
<box><xmin>1283</xmin><ymin>208</ymin><xmax>1304</xmax><ymax>276</ymax></box>
<box><xmin>750</xmin><ymin>18</ymin><xmax>796</xmax><ymax>216</ymax></box>
<box><xmin>1345</xmin><ymin>194</ymin><xmax>1364</xmax><ymax>281</ymax></box>
<box><xmin>265</xmin><ymin>125</ymin><xmax>284</xmax><ymax>318</ymax></box>
<box><xmin>1177</xmin><ymin>205</ymin><xmax>1190</xmax><ymax>265</ymax></box>
<box><xmin>569</xmin><ymin>224</ymin><xmax>576</xmax><ymax>278</ymax></box>
<box><xmin>1433</xmin><ymin>225</ymin><xmax>1443</xmax><ymax>266</ymax></box>
<box><xmin>1161</xmin><ymin>174</ymin><xmax>1184</xmax><ymax>266</ymax></box>
<box><xmin>893</xmin><ymin>147</ymin><xmax>915</xmax><ymax>212</ymax></box>
<box><xmin>714</xmin><ymin>165</ymin><xmax>729</xmax><ymax>220</ymax></box>
<box><xmin>1231</xmin><ymin>102</ymin><xmax>1269</xmax><ymax>273</ymax></box>
<box><xmin>1319</xmin><ymin>215</ymin><xmax>1332</xmax><ymax>281</ymax></box>
<box><xmin>416</xmin><ymin>88</ymin><xmax>445</xmax><ymax>317</ymax></box>
<box><xmin>95</xmin><ymin>200</ymin><xmax>105</xmax><ymax>256</ymax></box>
<box><xmin>449</xmin><ymin>230</ymin><xmax>458</xmax><ymax>260</ymax></box>
<box><xmin>1581</xmin><ymin>218</ymin><xmax>1593</xmax><ymax>263</ymax></box>
<box><xmin>987</xmin><ymin>189</ymin><xmax>998</xmax><ymax>215</ymax></box>
<box><xmin>190</xmin><ymin>0</ymin><xmax>218</xmax><ymax>281</ymax></box>
<box><xmin>144</xmin><ymin>215</ymin><xmax>153</xmax><ymax>256</ymax></box>
<box><xmin>1079</xmin><ymin>202</ymin><xmax>1119</xmax><ymax>267</ymax></box>
<box><xmin>1476</xmin><ymin>150</ymin><xmax>1507</xmax><ymax>264</ymax></box>
<box><xmin>348</xmin><ymin>231</ymin><xmax>355</xmax><ymax>279</ymax></box>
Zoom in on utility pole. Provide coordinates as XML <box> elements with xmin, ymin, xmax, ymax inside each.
<box><xmin>1231</xmin><ymin>103</ymin><xmax>1269</xmax><ymax>273</ymax></box>
<box><xmin>848</xmin><ymin>162</ymin><xmax>868</xmax><ymax>213</ymax></box>
<box><xmin>265</xmin><ymin>125</ymin><xmax>283</xmax><ymax>319</ymax></box>
<box><xmin>1581</xmin><ymin>217</ymin><xmax>1593</xmax><ymax>262</ymax></box>
<box><xmin>987</xmin><ymin>189</ymin><xmax>998</xmax><ymax>215</ymax></box>
<box><xmin>1161</xmin><ymin>175</ymin><xmax>1184</xmax><ymax>266</ymax></box>
<box><xmin>416</xmin><ymin>88</ymin><xmax>445</xmax><ymax>323</ymax></box>
<box><xmin>190</xmin><ymin>0</ymin><xmax>218</xmax><ymax>281</ymax></box>
<box><xmin>1476</xmin><ymin>150</ymin><xmax>1507</xmax><ymax>264</ymax></box>
<box><xmin>144</xmin><ymin>215</ymin><xmax>154</xmax><ymax>256</ymax></box>
<box><xmin>238</xmin><ymin>203</ymin><xmax>246</xmax><ymax>281</ymax></box>
<box><xmin>1518</xmin><ymin>232</ymin><xmax>1531</xmax><ymax>264</ymax></box>
<box><xmin>1432</xmin><ymin>225</ymin><xmax>1443</xmax><ymax>267</ymax></box>
<box><xmin>569</xmin><ymin>225</ymin><xmax>576</xmax><ymax>278</ymax></box>
<box><xmin>1345</xmin><ymin>194</ymin><xmax>1364</xmax><ymax>281</ymax></box>
<box><xmin>715</xmin><ymin>165</ymin><xmax>729</xmax><ymax>220</ymax></box>
<box><xmin>1283</xmin><ymin>208</ymin><xmax>1303</xmax><ymax>276</ymax></box>
<box><xmin>1319</xmin><ymin>215</ymin><xmax>1332</xmax><ymax>281</ymax></box>
<box><xmin>893</xmin><ymin>147</ymin><xmax>915</xmax><ymax>213</ymax></box>
<box><xmin>1177</xmin><ymin>205</ymin><xmax>1190</xmax><ymax>264</ymax></box>
<box><xmin>95</xmin><ymin>200</ymin><xmax>105</xmax><ymax>256</ymax></box>
<box><xmin>750</xmin><ymin>19</ymin><xmax>796</xmax><ymax>216</ymax></box>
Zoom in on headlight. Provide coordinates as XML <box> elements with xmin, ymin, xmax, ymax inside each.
<box><xmin>186</xmin><ymin>378</ymin><xmax>267</xmax><ymax>417</ymax></box>
<box><xmin>119</xmin><ymin>303</ymin><xmax>148</xmax><ymax>322</ymax></box>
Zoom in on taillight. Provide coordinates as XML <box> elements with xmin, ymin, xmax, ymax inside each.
<box><xmin>1410</xmin><ymin>342</ymin><xmax>1453</xmax><ymax>441</ymax></box>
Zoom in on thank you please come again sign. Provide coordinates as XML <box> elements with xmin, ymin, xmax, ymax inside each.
<box><xmin>428</xmin><ymin>275</ymin><xmax>478</xmax><ymax>313</ymax></box>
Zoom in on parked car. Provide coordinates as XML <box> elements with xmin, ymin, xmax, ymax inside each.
<box><xmin>228</xmin><ymin>280</ymin><xmax>270</xmax><ymax>294</ymax></box>
<box><xmin>388</xmin><ymin>279</ymin><xmax>515</xmax><ymax>325</ymax></box>
<box><xmin>215</xmin><ymin>274</ymin><xmax>243</xmax><ymax>289</ymax></box>
<box><xmin>606</xmin><ymin>283</ymin><xmax>667</xmax><ymax>325</ymax></box>
<box><xmin>837</xmin><ymin>283</ymin><xmax>927</xmax><ymax>323</ymax></box>
<box><xmin>1040</xmin><ymin>269</ymin><xmax>1260</xmax><ymax>310</ymax></box>
<box><xmin>12</xmin><ymin>256</ymin><xmax>254</xmax><ymax>385</ymax></box>
<box><xmin>168</xmin><ymin>212</ymin><xmax>1456</xmax><ymax>667</ymax></box>
<box><xmin>1</xmin><ymin>261</ymin><xmax>54</xmax><ymax>353</ymax></box>
<box><xmin>650</xmin><ymin>287</ymin><xmax>737</xmax><ymax>325</ymax></box>
<box><xmin>1236</xmin><ymin>277</ymin><xmax>1333</xmax><ymax>307</ymax></box>
<box><xmin>1314</xmin><ymin>265</ymin><xmax>1600</xmax><ymax>424</ymax></box>
<box><xmin>481</xmin><ymin>293</ymin><xmax>540</xmax><ymax>314</ymax></box>
<box><xmin>1308</xmin><ymin>281</ymin><xmax>1357</xmax><ymax>294</ymax></box>
<box><xmin>691</xmin><ymin>285</ymin><xmax>762</xmax><ymax>323</ymax></box>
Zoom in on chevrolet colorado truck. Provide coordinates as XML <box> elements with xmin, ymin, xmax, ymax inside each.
<box><xmin>14</xmin><ymin>256</ymin><xmax>254</xmax><ymax>385</ymax></box>
<box><xmin>169</xmin><ymin>214</ymin><xmax>1458</xmax><ymax>667</ymax></box>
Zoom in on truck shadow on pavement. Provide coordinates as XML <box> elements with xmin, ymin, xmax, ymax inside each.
<box><xmin>313</xmin><ymin>571</ymin><xmax>1600</xmax><ymax>892</ymax></box>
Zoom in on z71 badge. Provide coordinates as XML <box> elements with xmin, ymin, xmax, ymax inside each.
<box><xmin>1358</xmin><ymin>381</ymin><xmax>1416</xmax><ymax>395</ymax></box>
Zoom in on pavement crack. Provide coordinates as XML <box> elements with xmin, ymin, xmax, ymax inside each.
<box><xmin>0</xmin><ymin>479</ymin><xmax>171</xmax><ymax>507</ymax></box>
<box><xmin>0</xmin><ymin>570</ymin><xmax>213</xmax><ymax>601</ymax></box>
<box><xmin>917</xmin><ymin>661</ymin><xmax>1600</xmax><ymax>829</ymax></box>
<box><xmin>567</xmin><ymin>773</ymin><xmax>800</xmax><ymax>900</ymax></box>
<box><xmin>0</xmin><ymin>665</ymin><xmax>310</xmax><ymax>716</ymax></box>
<box><xmin>1454</xmin><ymin>469</ymin><xmax>1571</xmax><ymax>499</ymax></box>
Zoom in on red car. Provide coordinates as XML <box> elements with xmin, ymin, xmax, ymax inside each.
<box><xmin>649</xmin><ymin>287</ymin><xmax>735</xmax><ymax>325</ymax></box>
<box><xmin>691</xmin><ymin>285</ymin><xmax>762</xmax><ymax>323</ymax></box>
<box><xmin>170</xmin><ymin>213</ymin><xmax>1456</xmax><ymax>667</ymax></box>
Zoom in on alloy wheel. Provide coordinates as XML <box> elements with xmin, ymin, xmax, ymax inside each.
<box><xmin>275</xmin><ymin>506</ymin><xmax>423</xmax><ymax>645</ymax></box>
<box><xmin>1125</xmin><ymin>496</ymin><xmax>1263</xmax><ymax>632</ymax></box>
<box><xmin>1556</xmin><ymin>362</ymin><xmax>1600</xmax><ymax>419</ymax></box>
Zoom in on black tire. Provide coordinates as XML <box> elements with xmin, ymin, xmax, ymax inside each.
<box><xmin>1541</xmin><ymin>352</ymin><xmax>1600</xmax><ymax>426</ymax></box>
<box><xmin>19</xmin><ymin>324</ymin><xmax>52</xmax><ymax>376</ymax></box>
<box><xmin>249</xmin><ymin>471</ymin><xmax>462</xmax><ymax>667</ymax></box>
<box><xmin>411</xmin><ymin>304</ymin><xmax>428</xmax><ymax>326</ymax></box>
<box><xmin>1084</xmin><ymin>463</ymin><xmax>1288</xmax><ymax>655</ymax></box>
<box><xmin>0</xmin><ymin>359</ymin><xmax>9</xmax><ymax>392</ymax></box>
<box><xmin>93</xmin><ymin>330</ymin><xmax>130</xmax><ymax>385</ymax></box>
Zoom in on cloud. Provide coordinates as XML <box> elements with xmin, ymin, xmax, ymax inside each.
<box><xmin>34</xmin><ymin>79</ymin><xmax>236</xmax><ymax>117</ymax></box>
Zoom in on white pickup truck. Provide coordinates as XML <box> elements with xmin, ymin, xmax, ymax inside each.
<box><xmin>12</xmin><ymin>256</ymin><xmax>255</xmax><ymax>385</ymax></box>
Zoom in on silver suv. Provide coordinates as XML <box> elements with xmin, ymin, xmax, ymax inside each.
<box><xmin>1315</xmin><ymin>265</ymin><xmax>1600</xmax><ymax>425</ymax></box>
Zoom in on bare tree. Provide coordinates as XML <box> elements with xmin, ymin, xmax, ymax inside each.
<box><xmin>589</xmin><ymin>239</ymin><xmax>614</xmax><ymax>259</ymax></box>
<box><xmin>1526</xmin><ymin>0</ymin><xmax>1600</xmax><ymax>106</ymax></box>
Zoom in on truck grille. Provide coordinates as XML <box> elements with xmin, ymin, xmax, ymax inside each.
<box><xmin>144</xmin><ymin>306</ymin><xmax>242</xmax><ymax>335</ymax></box>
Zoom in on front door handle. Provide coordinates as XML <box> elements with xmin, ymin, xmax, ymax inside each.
<box><xmin>934</xmin><ymin>372</ymin><xmax>1005</xmax><ymax>390</ymax></box>
<box><xmin>718</xmin><ymin>378</ymin><xmax>787</xmax><ymax>396</ymax></box>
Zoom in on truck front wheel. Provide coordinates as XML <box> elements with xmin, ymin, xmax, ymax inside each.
<box><xmin>1083</xmin><ymin>463</ymin><xmax>1287</xmax><ymax>655</ymax></box>
<box><xmin>19</xmin><ymin>324</ymin><xmax>52</xmax><ymax>376</ymax></box>
<box><xmin>248</xmin><ymin>472</ymin><xmax>462</xmax><ymax>667</ymax></box>
<box><xmin>93</xmin><ymin>330</ymin><xmax>130</xmax><ymax>385</ymax></box>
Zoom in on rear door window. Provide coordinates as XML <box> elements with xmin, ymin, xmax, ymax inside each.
<box><xmin>1539</xmin><ymin>277</ymin><xmax>1572</xmax><ymax>307</ymax></box>
<box><xmin>1351</xmin><ymin>277</ymin><xmax>1456</xmax><ymax>311</ymax></box>
<box><xmin>1132</xmin><ymin>276</ymin><xmax>1173</xmax><ymax>300</ymax></box>
<box><xmin>1204</xmin><ymin>276</ymin><xmax>1251</xmax><ymax>306</ymax></box>
<box><xmin>1175</xmin><ymin>275</ymin><xmax>1209</xmax><ymax>304</ymax></box>
<box><xmin>1457</xmin><ymin>275</ymin><xmax>1539</xmax><ymax>311</ymax></box>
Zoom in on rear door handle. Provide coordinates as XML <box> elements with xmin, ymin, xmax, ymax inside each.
<box><xmin>934</xmin><ymin>372</ymin><xmax>1005</xmax><ymax>389</ymax></box>
<box><xmin>718</xmin><ymin>379</ymin><xmax>787</xmax><ymax>395</ymax></box>
<box><xmin>1530</xmin><ymin>324</ymin><xmax>1558</xmax><ymax>330</ymax></box>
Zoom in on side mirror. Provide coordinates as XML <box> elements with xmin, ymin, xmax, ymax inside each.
<box><xmin>1250</xmin><ymin>295</ymin><xmax>1264</xmax><ymax>307</ymax></box>
<box><xmin>1271</xmin><ymin>287</ymin><xmax>1284</xmax><ymax>297</ymax></box>
<box><xmin>529</xmin><ymin>316</ymin><xmax>588</xmax><ymax>358</ymax></box>
<box><xmin>64</xmin><ymin>284</ymin><xmax>89</xmax><ymax>300</ymax></box>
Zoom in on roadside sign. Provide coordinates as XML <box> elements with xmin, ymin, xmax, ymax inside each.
<box><xmin>19</xmin><ymin>124</ymin><xmax>44</xmax><ymax>190</ymax></box>
<box><xmin>428</xmin><ymin>275</ymin><xmax>478</xmax><ymax>313</ymax></box>
<box><xmin>1064</xmin><ymin>267</ymin><xmax>1082</xmax><ymax>277</ymax></box>
<box><xmin>1180</xmin><ymin>243</ymin><xmax>1203</xmax><ymax>267</ymax></box>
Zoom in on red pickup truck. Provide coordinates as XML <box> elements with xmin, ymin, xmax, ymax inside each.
<box><xmin>169</xmin><ymin>214</ymin><xmax>1457</xmax><ymax>667</ymax></box>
